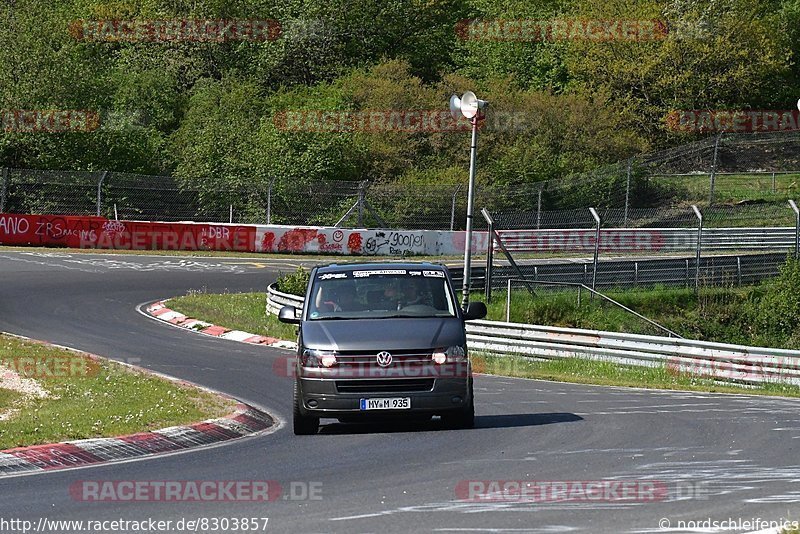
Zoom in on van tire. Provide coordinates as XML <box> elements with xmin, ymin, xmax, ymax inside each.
<box><xmin>293</xmin><ymin>381</ymin><xmax>319</xmax><ymax>435</ymax></box>
<box><xmin>442</xmin><ymin>379</ymin><xmax>474</xmax><ymax>429</ymax></box>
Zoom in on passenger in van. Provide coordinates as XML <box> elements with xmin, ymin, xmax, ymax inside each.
<box><xmin>316</xmin><ymin>284</ymin><xmax>361</xmax><ymax>312</ymax></box>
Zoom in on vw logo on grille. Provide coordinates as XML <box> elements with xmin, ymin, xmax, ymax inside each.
<box><xmin>376</xmin><ymin>351</ymin><xmax>393</xmax><ymax>367</ymax></box>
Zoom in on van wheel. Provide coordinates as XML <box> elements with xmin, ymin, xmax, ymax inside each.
<box><xmin>442</xmin><ymin>380</ymin><xmax>475</xmax><ymax>429</ymax></box>
<box><xmin>293</xmin><ymin>381</ymin><xmax>319</xmax><ymax>435</ymax></box>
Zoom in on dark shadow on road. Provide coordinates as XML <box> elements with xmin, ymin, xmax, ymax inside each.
<box><xmin>475</xmin><ymin>412</ymin><xmax>583</xmax><ymax>429</ymax></box>
<box><xmin>317</xmin><ymin>412</ymin><xmax>582</xmax><ymax>435</ymax></box>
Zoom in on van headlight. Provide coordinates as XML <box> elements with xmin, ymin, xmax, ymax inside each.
<box><xmin>302</xmin><ymin>349</ymin><xmax>337</xmax><ymax>368</ymax></box>
<box><xmin>432</xmin><ymin>346</ymin><xmax>466</xmax><ymax>364</ymax></box>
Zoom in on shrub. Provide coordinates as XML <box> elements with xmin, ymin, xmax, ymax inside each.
<box><xmin>276</xmin><ymin>266</ymin><xmax>310</xmax><ymax>296</ymax></box>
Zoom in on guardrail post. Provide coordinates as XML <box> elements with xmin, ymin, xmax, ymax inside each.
<box><xmin>96</xmin><ymin>171</ymin><xmax>108</xmax><ymax>217</ymax></box>
<box><xmin>789</xmin><ymin>200</ymin><xmax>800</xmax><ymax>258</ymax></box>
<box><xmin>0</xmin><ymin>167</ymin><xmax>7</xmax><ymax>213</ymax></box>
<box><xmin>692</xmin><ymin>205</ymin><xmax>703</xmax><ymax>290</ymax></box>
<box><xmin>589</xmin><ymin>207</ymin><xmax>601</xmax><ymax>293</ymax></box>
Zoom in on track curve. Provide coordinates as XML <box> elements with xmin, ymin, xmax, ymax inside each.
<box><xmin>0</xmin><ymin>250</ymin><xmax>798</xmax><ymax>533</ymax></box>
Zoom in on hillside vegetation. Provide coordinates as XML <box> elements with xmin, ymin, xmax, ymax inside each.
<box><xmin>2</xmin><ymin>0</ymin><xmax>798</xmax><ymax>203</ymax></box>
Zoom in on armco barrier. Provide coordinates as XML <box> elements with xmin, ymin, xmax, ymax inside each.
<box><xmin>265</xmin><ymin>284</ymin><xmax>800</xmax><ymax>386</ymax></box>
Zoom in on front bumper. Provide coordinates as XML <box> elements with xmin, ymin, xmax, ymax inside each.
<box><xmin>297</xmin><ymin>375</ymin><xmax>471</xmax><ymax>417</ymax></box>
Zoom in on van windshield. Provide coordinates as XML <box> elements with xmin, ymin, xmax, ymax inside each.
<box><xmin>307</xmin><ymin>269</ymin><xmax>457</xmax><ymax>320</ymax></box>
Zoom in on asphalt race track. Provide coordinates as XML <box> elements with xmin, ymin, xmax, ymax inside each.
<box><xmin>0</xmin><ymin>250</ymin><xmax>799</xmax><ymax>533</ymax></box>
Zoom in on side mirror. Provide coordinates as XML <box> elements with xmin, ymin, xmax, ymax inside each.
<box><xmin>463</xmin><ymin>301</ymin><xmax>487</xmax><ymax>321</ymax></box>
<box><xmin>278</xmin><ymin>305</ymin><xmax>301</xmax><ymax>324</ymax></box>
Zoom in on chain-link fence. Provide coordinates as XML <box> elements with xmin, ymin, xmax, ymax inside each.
<box><xmin>2</xmin><ymin>131</ymin><xmax>800</xmax><ymax>229</ymax></box>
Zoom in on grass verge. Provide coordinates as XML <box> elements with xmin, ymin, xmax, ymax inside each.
<box><xmin>472</xmin><ymin>354</ymin><xmax>800</xmax><ymax>398</ymax></box>
<box><xmin>167</xmin><ymin>291</ymin><xmax>299</xmax><ymax>342</ymax></box>
<box><xmin>0</xmin><ymin>388</ymin><xmax>22</xmax><ymax>411</ymax></box>
<box><xmin>0</xmin><ymin>334</ymin><xmax>235</xmax><ymax>450</ymax></box>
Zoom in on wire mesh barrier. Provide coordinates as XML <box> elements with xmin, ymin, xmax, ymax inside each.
<box><xmin>2</xmin><ymin>132</ymin><xmax>800</xmax><ymax>229</ymax></box>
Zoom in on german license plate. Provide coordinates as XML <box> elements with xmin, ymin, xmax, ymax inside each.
<box><xmin>359</xmin><ymin>397</ymin><xmax>411</xmax><ymax>410</ymax></box>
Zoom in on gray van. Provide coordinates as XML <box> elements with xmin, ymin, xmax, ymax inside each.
<box><xmin>278</xmin><ymin>262</ymin><xmax>487</xmax><ymax>435</ymax></box>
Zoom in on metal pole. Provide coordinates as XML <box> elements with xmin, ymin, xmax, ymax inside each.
<box><xmin>692</xmin><ymin>204</ymin><xmax>703</xmax><ymax>290</ymax></box>
<box><xmin>483</xmin><ymin>209</ymin><xmax>495</xmax><ymax>303</ymax></box>
<box><xmin>536</xmin><ymin>186</ymin><xmax>542</xmax><ymax>230</ymax></box>
<box><xmin>358</xmin><ymin>181</ymin><xmax>365</xmax><ymax>228</ymax></box>
<box><xmin>461</xmin><ymin>116</ymin><xmax>479</xmax><ymax>311</ymax></box>
<box><xmin>114</xmin><ymin>203</ymin><xmax>118</xmax><ymax>221</ymax></box>
<box><xmin>506</xmin><ymin>278</ymin><xmax>511</xmax><ymax>322</ymax></box>
<box><xmin>229</xmin><ymin>205</ymin><xmax>233</xmax><ymax>224</ymax></box>
<box><xmin>623</xmin><ymin>159</ymin><xmax>632</xmax><ymax>227</ymax></box>
<box><xmin>589</xmin><ymin>207</ymin><xmax>601</xmax><ymax>292</ymax></box>
<box><xmin>0</xmin><ymin>167</ymin><xmax>7</xmax><ymax>213</ymax></box>
<box><xmin>789</xmin><ymin>200</ymin><xmax>799</xmax><ymax>257</ymax></box>
<box><xmin>450</xmin><ymin>184</ymin><xmax>461</xmax><ymax>231</ymax></box>
<box><xmin>709</xmin><ymin>134</ymin><xmax>721</xmax><ymax>205</ymax></box>
<box><xmin>772</xmin><ymin>172</ymin><xmax>776</xmax><ymax>194</ymax></box>
<box><xmin>96</xmin><ymin>171</ymin><xmax>108</xmax><ymax>217</ymax></box>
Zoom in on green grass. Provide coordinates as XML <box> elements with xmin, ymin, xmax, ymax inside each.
<box><xmin>472</xmin><ymin>353</ymin><xmax>800</xmax><ymax>398</ymax></box>
<box><xmin>0</xmin><ymin>335</ymin><xmax>235</xmax><ymax>450</ymax></box>
<box><xmin>474</xmin><ymin>284</ymin><xmax>794</xmax><ymax>347</ymax></box>
<box><xmin>167</xmin><ymin>291</ymin><xmax>299</xmax><ymax>342</ymax></box>
<box><xmin>658</xmin><ymin>172</ymin><xmax>800</xmax><ymax>204</ymax></box>
<box><xmin>0</xmin><ymin>388</ymin><xmax>21</xmax><ymax>411</ymax></box>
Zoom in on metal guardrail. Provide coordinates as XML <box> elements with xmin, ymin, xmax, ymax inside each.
<box><xmin>496</xmin><ymin>227</ymin><xmax>800</xmax><ymax>253</ymax></box>
<box><xmin>450</xmin><ymin>252</ymin><xmax>788</xmax><ymax>291</ymax></box>
<box><xmin>465</xmin><ymin>320</ymin><xmax>800</xmax><ymax>386</ymax></box>
<box><xmin>265</xmin><ymin>283</ymin><xmax>800</xmax><ymax>386</ymax></box>
<box><xmin>265</xmin><ymin>284</ymin><xmax>304</xmax><ymax>316</ymax></box>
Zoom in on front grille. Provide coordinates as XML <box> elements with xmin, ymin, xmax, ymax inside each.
<box><xmin>335</xmin><ymin>379</ymin><xmax>435</xmax><ymax>393</ymax></box>
<box><xmin>335</xmin><ymin>349</ymin><xmax>432</xmax><ymax>365</ymax></box>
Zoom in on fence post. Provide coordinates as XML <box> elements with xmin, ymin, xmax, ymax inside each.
<box><xmin>589</xmin><ymin>207</ymin><xmax>601</xmax><ymax>292</ymax></box>
<box><xmin>692</xmin><ymin>204</ymin><xmax>703</xmax><ymax>290</ymax></box>
<box><xmin>506</xmin><ymin>278</ymin><xmax>512</xmax><ymax>322</ymax></box>
<box><xmin>536</xmin><ymin>186</ymin><xmax>542</xmax><ymax>230</ymax></box>
<box><xmin>709</xmin><ymin>133</ymin><xmax>721</xmax><ymax>205</ymax></box>
<box><xmin>450</xmin><ymin>184</ymin><xmax>462</xmax><ymax>231</ymax></box>
<box><xmin>623</xmin><ymin>159</ymin><xmax>632</xmax><ymax>227</ymax></box>
<box><xmin>484</xmin><ymin>210</ymin><xmax>495</xmax><ymax>303</ymax></box>
<box><xmin>772</xmin><ymin>172</ymin><xmax>777</xmax><ymax>194</ymax></box>
<box><xmin>0</xmin><ymin>167</ymin><xmax>7</xmax><ymax>213</ymax></box>
<box><xmin>229</xmin><ymin>205</ymin><xmax>233</xmax><ymax>224</ymax></box>
<box><xmin>789</xmin><ymin>200</ymin><xmax>800</xmax><ymax>258</ymax></box>
<box><xmin>358</xmin><ymin>181</ymin><xmax>366</xmax><ymax>227</ymax></box>
<box><xmin>634</xmin><ymin>261</ymin><xmax>638</xmax><ymax>287</ymax></box>
<box><xmin>685</xmin><ymin>259</ymin><xmax>690</xmax><ymax>288</ymax></box>
<box><xmin>96</xmin><ymin>171</ymin><xmax>108</xmax><ymax>217</ymax></box>
<box><xmin>737</xmin><ymin>256</ymin><xmax>742</xmax><ymax>286</ymax></box>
